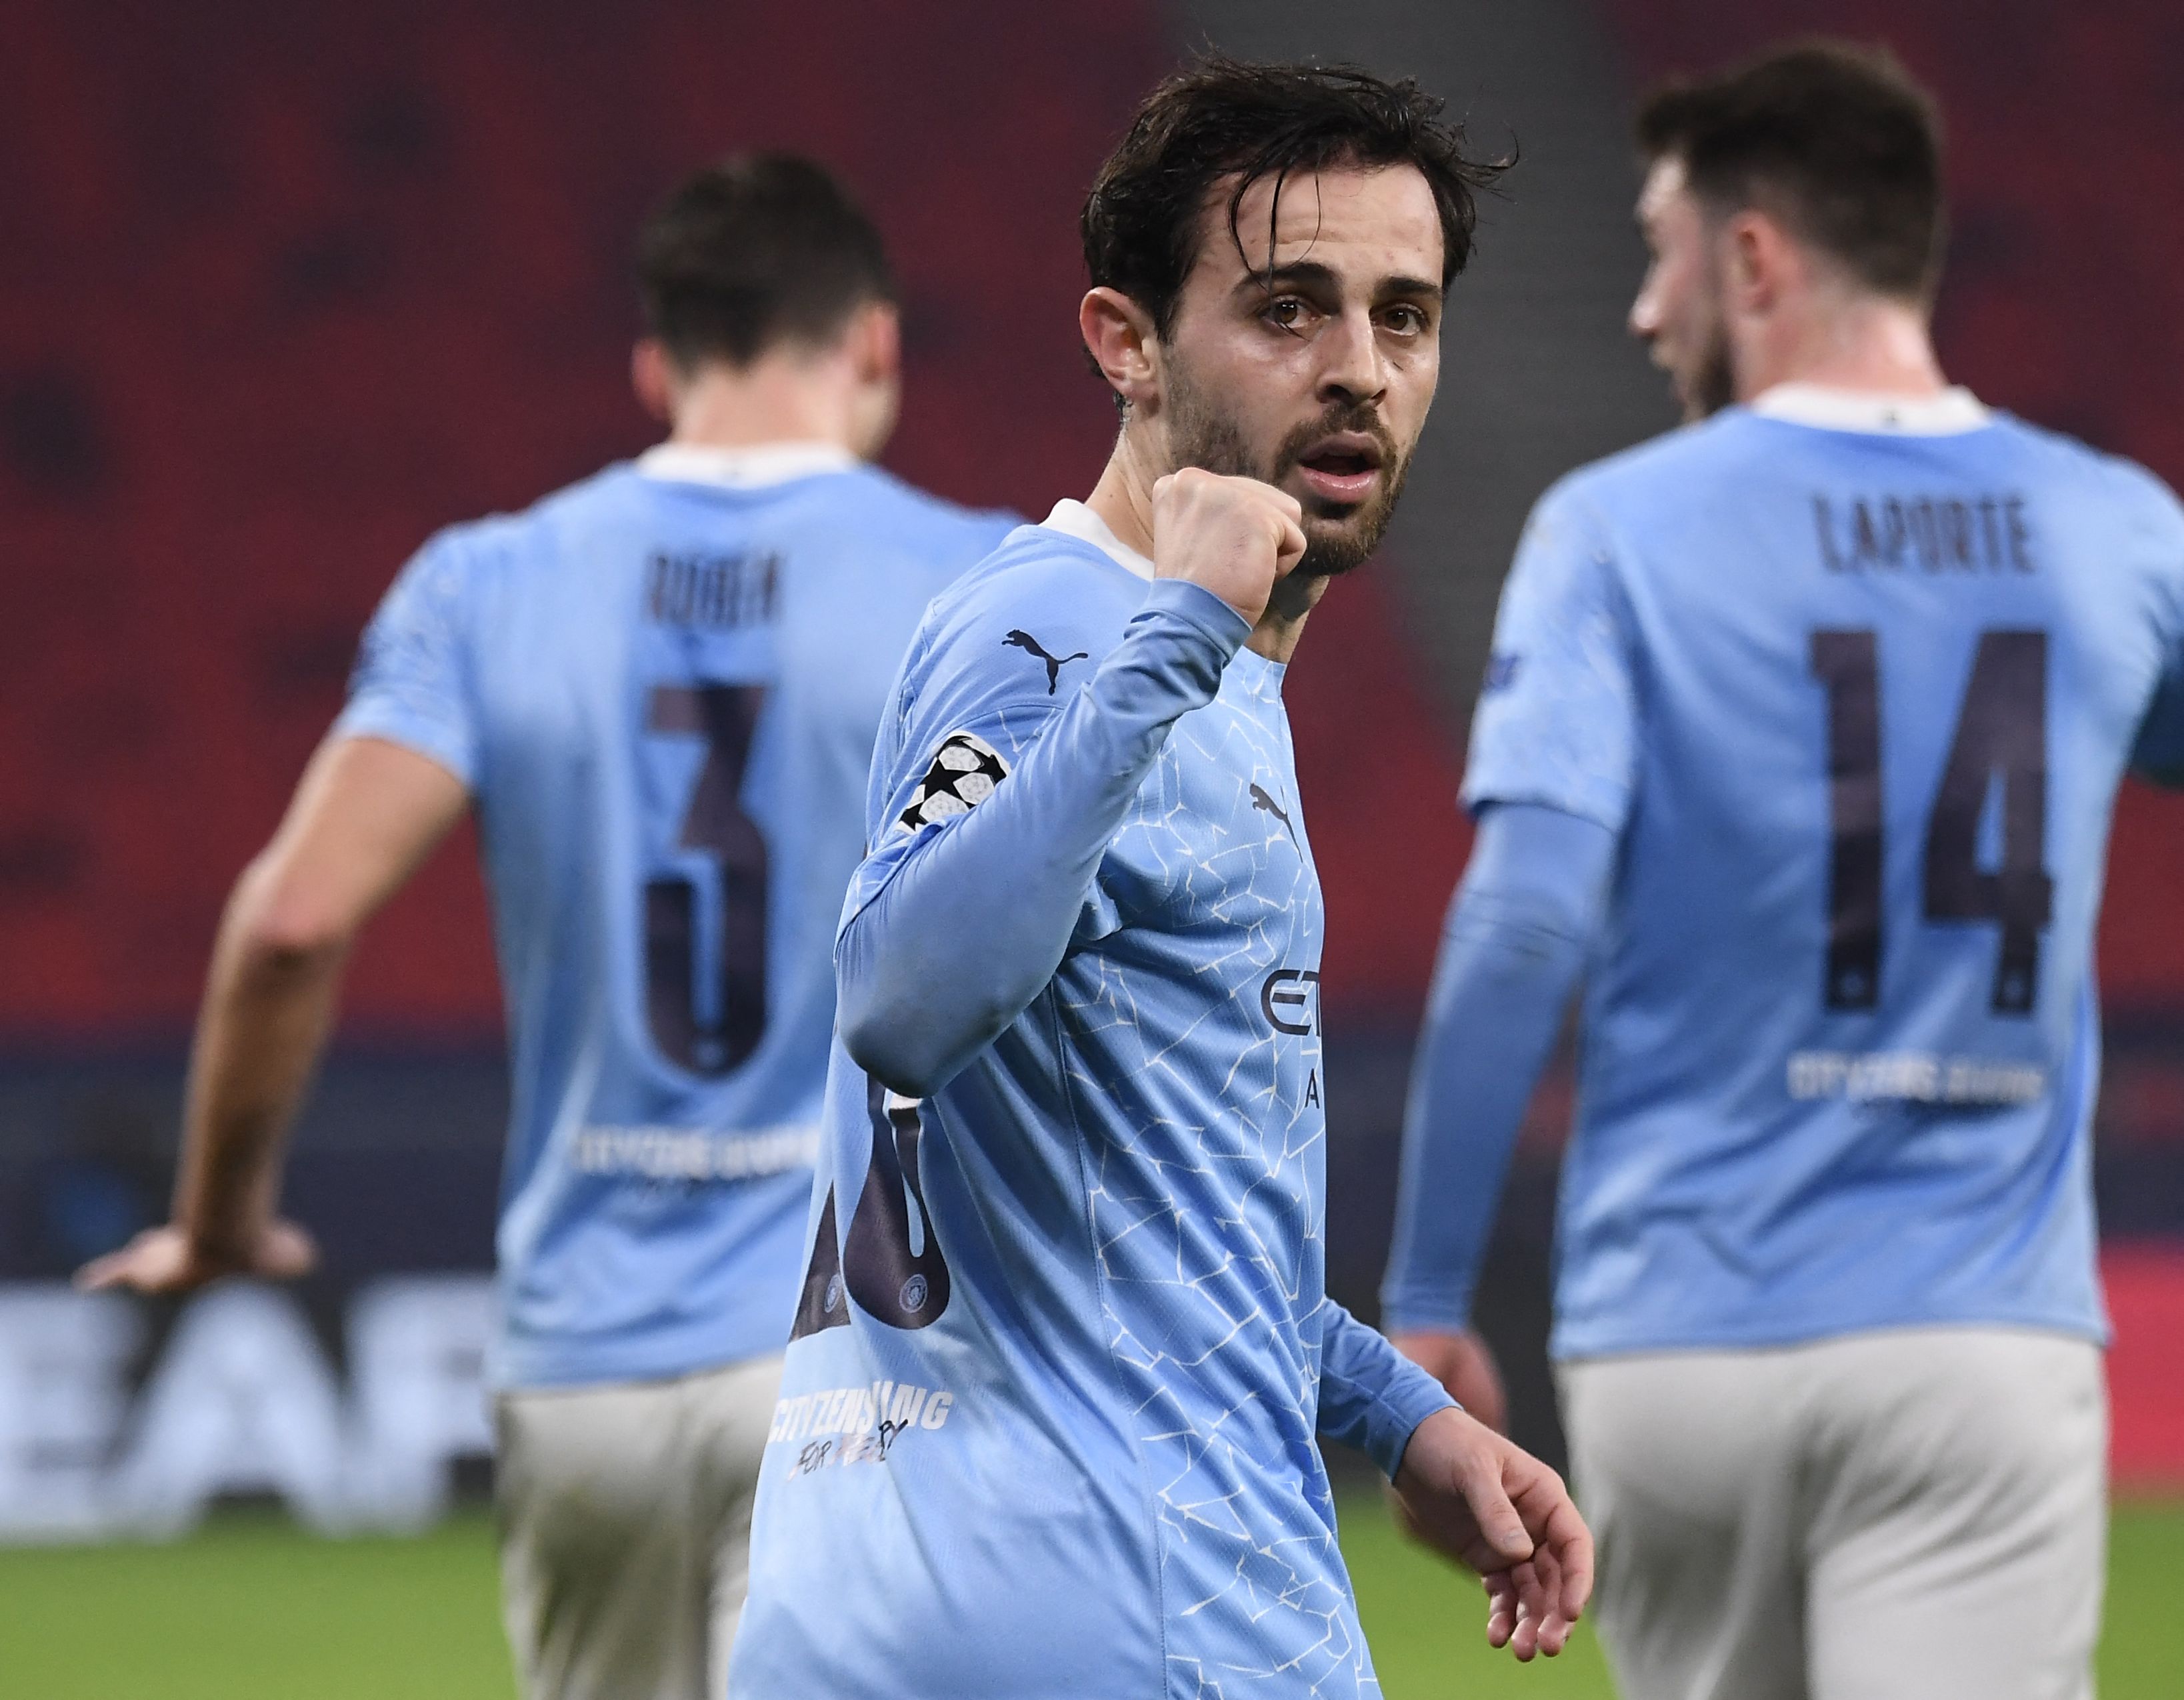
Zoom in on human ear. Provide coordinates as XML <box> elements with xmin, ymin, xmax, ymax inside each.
<box><xmin>848</xmin><ymin>301</ymin><xmax>902</xmax><ymax>387</ymax></box>
<box><xmin>1079</xmin><ymin>287</ymin><xmax>1162</xmax><ymax>413</ymax></box>
<box><xmin>631</xmin><ymin>339</ymin><xmax>677</xmax><ymax>424</ymax></box>
<box><xmin>1724</xmin><ymin>211</ymin><xmax>1789</xmax><ymax>315</ymax></box>
<box><xmin>845</xmin><ymin>302</ymin><xmax>903</xmax><ymax>462</ymax></box>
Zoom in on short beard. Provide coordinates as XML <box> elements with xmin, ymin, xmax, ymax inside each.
<box><xmin>1163</xmin><ymin>357</ymin><xmax>1411</xmax><ymax>579</ymax></box>
<box><xmin>1687</xmin><ymin>321</ymin><xmax>1737</xmax><ymax>421</ymax></box>
<box><xmin>1681</xmin><ymin>275</ymin><xmax>1737</xmax><ymax>421</ymax></box>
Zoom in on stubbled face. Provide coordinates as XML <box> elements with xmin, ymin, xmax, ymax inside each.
<box><xmin>1629</xmin><ymin>155</ymin><xmax>1735</xmax><ymax>421</ymax></box>
<box><xmin>1157</xmin><ymin>162</ymin><xmax>1445</xmax><ymax>577</ymax></box>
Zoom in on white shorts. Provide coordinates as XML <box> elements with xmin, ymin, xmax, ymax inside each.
<box><xmin>1559</xmin><ymin>1327</ymin><xmax>2105</xmax><ymax>1700</ymax></box>
<box><xmin>496</xmin><ymin>1353</ymin><xmax>784</xmax><ymax>1700</ymax></box>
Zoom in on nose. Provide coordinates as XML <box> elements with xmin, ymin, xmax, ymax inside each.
<box><xmin>1628</xmin><ymin>273</ymin><xmax>1661</xmax><ymax>342</ymax></box>
<box><xmin>1315</xmin><ymin>305</ymin><xmax>1387</xmax><ymax>407</ymax></box>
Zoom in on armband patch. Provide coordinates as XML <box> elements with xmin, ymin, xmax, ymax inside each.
<box><xmin>896</xmin><ymin>731</ymin><xmax>1010</xmax><ymax>833</ymax></box>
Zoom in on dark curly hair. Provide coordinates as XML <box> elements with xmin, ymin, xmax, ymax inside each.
<box><xmin>1082</xmin><ymin>55</ymin><xmax>1506</xmax><ymax>357</ymax></box>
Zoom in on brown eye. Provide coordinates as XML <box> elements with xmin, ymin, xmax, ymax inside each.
<box><xmin>1267</xmin><ymin>297</ymin><xmax>1303</xmax><ymax>326</ymax></box>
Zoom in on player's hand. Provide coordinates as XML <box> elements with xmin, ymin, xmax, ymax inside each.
<box><xmin>1389</xmin><ymin>1405</ymin><xmax>1593</xmax><ymax>1661</ymax></box>
<box><xmin>75</xmin><ymin>1219</ymin><xmax>319</xmax><ymax>1295</ymax></box>
<box><xmin>1151</xmin><ymin>468</ymin><xmax>1307</xmax><ymax>625</ymax></box>
<box><xmin>1394</xmin><ymin>1328</ymin><xmax>1509</xmax><ymax>1434</ymax></box>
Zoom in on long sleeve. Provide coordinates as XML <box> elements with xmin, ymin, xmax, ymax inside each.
<box><xmin>2122</xmin><ymin>461</ymin><xmax>2184</xmax><ymax>787</ymax></box>
<box><xmin>1379</xmin><ymin>802</ymin><xmax>1617</xmax><ymax>1335</ymax></box>
<box><xmin>2133</xmin><ymin>595</ymin><xmax>2184</xmax><ymax>787</ymax></box>
<box><xmin>1315</xmin><ymin>1301</ymin><xmax>1457</xmax><ymax>1478</ymax></box>
<box><xmin>839</xmin><ymin>576</ymin><xmax>1251</xmax><ymax>1098</ymax></box>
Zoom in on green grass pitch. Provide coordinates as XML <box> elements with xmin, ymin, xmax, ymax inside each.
<box><xmin>1</xmin><ymin>1497</ymin><xmax>2177</xmax><ymax>1697</ymax></box>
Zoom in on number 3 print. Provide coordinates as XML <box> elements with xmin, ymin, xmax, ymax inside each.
<box><xmin>642</xmin><ymin>683</ymin><xmax>769</xmax><ymax>1074</ymax></box>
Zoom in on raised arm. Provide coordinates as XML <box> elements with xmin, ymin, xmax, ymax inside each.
<box><xmin>840</xmin><ymin>579</ymin><xmax>1249</xmax><ymax>1095</ymax></box>
<box><xmin>841</xmin><ymin>469</ymin><xmax>1303</xmax><ymax>1098</ymax></box>
<box><xmin>78</xmin><ymin>736</ymin><xmax>467</xmax><ymax>1291</ymax></box>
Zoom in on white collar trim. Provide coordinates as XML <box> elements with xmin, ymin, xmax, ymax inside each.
<box><xmin>1040</xmin><ymin>498</ymin><xmax>1155</xmax><ymax>580</ymax></box>
<box><xmin>635</xmin><ymin>441</ymin><xmax>858</xmax><ymax>489</ymax></box>
<box><xmin>1751</xmin><ymin>383</ymin><xmax>1991</xmax><ymax>436</ymax></box>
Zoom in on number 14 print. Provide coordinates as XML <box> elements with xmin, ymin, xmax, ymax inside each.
<box><xmin>1811</xmin><ymin>628</ymin><xmax>2053</xmax><ymax>1015</ymax></box>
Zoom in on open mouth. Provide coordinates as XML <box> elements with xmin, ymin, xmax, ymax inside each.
<box><xmin>1293</xmin><ymin>433</ymin><xmax>1385</xmax><ymax>506</ymax></box>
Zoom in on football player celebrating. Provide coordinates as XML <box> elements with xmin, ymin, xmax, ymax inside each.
<box><xmin>727</xmin><ymin>59</ymin><xmax>1591</xmax><ymax>1700</ymax></box>
<box><xmin>79</xmin><ymin>157</ymin><xmax>1015</xmax><ymax>1700</ymax></box>
<box><xmin>1385</xmin><ymin>41</ymin><xmax>2184</xmax><ymax>1700</ymax></box>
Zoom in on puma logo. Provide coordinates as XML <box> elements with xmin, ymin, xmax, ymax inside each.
<box><xmin>1250</xmin><ymin>783</ymin><xmax>1297</xmax><ymax>843</ymax></box>
<box><xmin>1002</xmin><ymin>629</ymin><xmax>1088</xmax><ymax>695</ymax></box>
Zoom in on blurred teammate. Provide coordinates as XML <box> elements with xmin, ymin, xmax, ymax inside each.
<box><xmin>727</xmin><ymin>60</ymin><xmax>1591</xmax><ymax>1700</ymax></box>
<box><xmin>1384</xmin><ymin>41</ymin><xmax>2184</xmax><ymax>1700</ymax></box>
<box><xmin>79</xmin><ymin>155</ymin><xmax>1015</xmax><ymax>1700</ymax></box>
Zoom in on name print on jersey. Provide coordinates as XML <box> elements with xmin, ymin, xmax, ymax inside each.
<box><xmin>1812</xmin><ymin>491</ymin><xmax>2033</xmax><ymax>576</ymax></box>
<box><xmin>768</xmin><ymin>1379</ymin><xmax>959</xmax><ymax>1480</ymax></box>
<box><xmin>647</xmin><ymin>547</ymin><xmax>781</xmax><ymax>629</ymax></box>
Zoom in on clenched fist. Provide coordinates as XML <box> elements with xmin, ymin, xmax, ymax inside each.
<box><xmin>1151</xmin><ymin>468</ymin><xmax>1307</xmax><ymax>626</ymax></box>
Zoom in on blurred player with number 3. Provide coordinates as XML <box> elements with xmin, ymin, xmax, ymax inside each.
<box><xmin>77</xmin><ymin>156</ymin><xmax>1015</xmax><ymax>1700</ymax></box>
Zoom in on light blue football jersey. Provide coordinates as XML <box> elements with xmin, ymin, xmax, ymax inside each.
<box><xmin>728</xmin><ymin>509</ymin><xmax>1451</xmax><ymax>1700</ymax></box>
<box><xmin>1464</xmin><ymin>389</ymin><xmax>2184</xmax><ymax>1359</ymax></box>
<box><xmin>335</xmin><ymin>444</ymin><xmax>1015</xmax><ymax>1387</ymax></box>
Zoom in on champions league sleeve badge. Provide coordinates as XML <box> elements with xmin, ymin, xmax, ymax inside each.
<box><xmin>896</xmin><ymin>730</ymin><xmax>1011</xmax><ymax>833</ymax></box>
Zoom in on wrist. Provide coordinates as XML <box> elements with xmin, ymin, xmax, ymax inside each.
<box><xmin>1389</xmin><ymin>1293</ymin><xmax>1476</xmax><ymax>1328</ymax></box>
<box><xmin>179</xmin><ymin>1213</ymin><xmax>259</xmax><ymax>1267</ymax></box>
<box><xmin>1139</xmin><ymin>577</ymin><xmax>1254</xmax><ymax>653</ymax></box>
<box><xmin>1392</xmin><ymin>1403</ymin><xmax>1468</xmax><ymax>1486</ymax></box>
<box><xmin>1379</xmin><ymin>1367</ymin><xmax>1462</xmax><ymax>1481</ymax></box>
<box><xmin>1390</xmin><ymin>1325</ymin><xmax>1471</xmax><ymax>1353</ymax></box>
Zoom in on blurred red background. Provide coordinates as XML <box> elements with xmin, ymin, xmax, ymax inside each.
<box><xmin>0</xmin><ymin>0</ymin><xmax>2177</xmax><ymax>1481</ymax></box>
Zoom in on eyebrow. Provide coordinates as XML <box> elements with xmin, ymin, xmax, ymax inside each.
<box><xmin>1235</xmin><ymin>260</ymin><xmax>1445</xmax><ymax>303</ymax></box>
<box><xmin>1376</xmin><ymin>273</ymin><xmax>1445</xmax><ymax>303</ymax></box>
